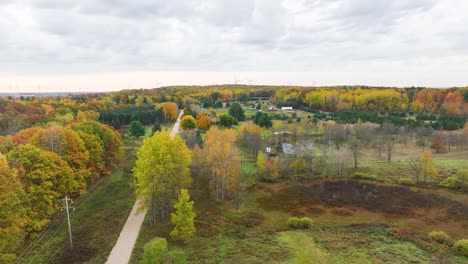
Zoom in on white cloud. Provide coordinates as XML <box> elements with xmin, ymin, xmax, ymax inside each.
<box><xmin>0</xmin><ymin>0</ymin><xmax>467</xmax><ymax>90</ymax></box>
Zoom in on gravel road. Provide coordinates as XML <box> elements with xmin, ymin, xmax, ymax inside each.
<box><xmin>106</xmin><ymin>111</ymin><xmax>183</xmax><ymax>264</ymax></box>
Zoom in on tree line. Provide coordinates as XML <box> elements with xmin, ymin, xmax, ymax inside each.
<box><xmin>0</xmin><ymin>118</ymin><xmax>122</xmax><ymax>262</ymax></box>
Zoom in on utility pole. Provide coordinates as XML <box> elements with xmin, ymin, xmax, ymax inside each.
<box><xmin>61</xmin><ymin>196</ymin><xmax>75</xmax><ymax>249</ymax></box>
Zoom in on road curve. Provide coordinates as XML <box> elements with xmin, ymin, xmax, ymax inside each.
<box><xmin>106</xmin><ymin>111</ymin><xmax>183</xmax><ymax>264</ymax></box>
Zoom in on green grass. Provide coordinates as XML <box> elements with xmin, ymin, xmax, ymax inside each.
<box><xmin>279</xmin><ymin>227</ymin><xmax>468</xmax><ymax>264</ymax></box>
<box><xmin>278</xmin><ymin>231</ymin><xmax>330</xmax><ymax>264</ymax></box>
<box><xmin>19</xmin><ymin>139</ymin><xmax>138</xmax><ymax>264</ymax></box>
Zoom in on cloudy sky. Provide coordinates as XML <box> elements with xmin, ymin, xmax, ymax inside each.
<box><xmin>1</xmin><ymin>0</ymin><xmax>467</xmax><ymax>92</ymax></box>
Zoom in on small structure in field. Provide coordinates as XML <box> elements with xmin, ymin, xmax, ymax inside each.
<box><xmin>268</xmin><ymin>106</ymin><xmax>276</xmax><ymax>111</ymax></box>
<box><xmin>274</xmin><ymin>131</ymin><xmax>293</xmax><ymax>136</ymax></box>
<box><xmin>282</xmin><ymin>143</ymin><xmax>297</xmax><ymax>155</ymax></box>
<box><xmin>281</xmin><ymin>106</ymin><xmax>294</xmax><ymax>112</ymax></box>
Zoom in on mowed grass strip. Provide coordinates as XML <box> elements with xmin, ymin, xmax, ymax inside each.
<box><xmin>20</xmin><ymin>139</ymin><xmax>138</xmax><ymax>264</ymax></box>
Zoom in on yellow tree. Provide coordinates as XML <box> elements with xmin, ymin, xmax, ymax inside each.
<box><xmin>256</xmin><ymin>151</ymin><xmax>267</xmax><ymax>180</ymax></box>
<box><xmin>133</xmin><ymin>131</ymin><xmax>192</xmax><ymax>224</ymax></box>
<box><xmin>419</xmin><ymin>150</ymin><xmax>438</xmax><ymax>182</ymax></box>
<box><xmin>410</xmin><ymin>150</ymin><xmax>438</xmax><ymax>183</ymax></box>
<box><xmin>180</xmin><ymin>115</ymin><xmax>196</xmax><ymax>130</ymax></box>
<box><xmin>170</xmin><ymin>189</ymin><xmax>196</xmax><ymax>243</ymax></box>
<box><xmin>0</xmin><ymin>154</ymin><xmax>28</xmax><ymax>263</ymax></box>
<box><xmin>201</xmin><ymin>127</ymin><xmax>240</xmax><ymax>200</ymax></box>
<box><xmin>161</xmin><ymin>102</ymin><xmax>178</xmax><ymax>122</ymax></box>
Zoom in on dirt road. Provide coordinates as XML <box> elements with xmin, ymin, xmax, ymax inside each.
<box><xmin>106</xmin><ymin>111</ymin><xmax>183</xmax><ymax>264</ymax></box>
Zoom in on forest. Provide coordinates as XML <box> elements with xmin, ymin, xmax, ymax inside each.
<box><xmin>1</xmin><ymin>85</ymin><xmax>467</xmax><ymax>263</ymax></box>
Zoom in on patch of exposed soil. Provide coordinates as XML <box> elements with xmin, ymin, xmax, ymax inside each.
<box><xmin>257</xmin><ymin>180</ymin><xmax>468</xmax><ymax>220</ymax></box>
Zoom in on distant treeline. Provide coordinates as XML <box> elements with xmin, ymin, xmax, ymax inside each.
<box><xmin>98</xmin><ymin>106</ymin><xmax>165</xmax><ymax>128</ymax></box>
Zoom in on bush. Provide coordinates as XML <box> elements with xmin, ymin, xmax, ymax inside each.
<box><xmin>287</xmin><ymin>217</ymin><xmax>313</xmax><ymax>229</ymax></box>
<box><xmin>169</xmin><ymin>250</ymin><xmax>187</xmax><ymax>264</ymax></box>
<box><xmin>454</xmin><ymin>239</ymin><xmax>468</xmax><ymax>257</ymax></box>
<box><xmin>352</xmin><ymin>172</ymin><xmax>377</xmax><ymax>181</ymax></box>
<box><xmin>440</xmin><ymin>176</ymin><xmax>463</xmax><ymax>190</ymax></box>
<box><xmin>141</xmin><ymin>237</ymin><xmax>168</xmax><ymax>264</ymax></box>
<box><xmin>428</xmin><ymin>231</ymin><xmax>452</xmax><ymax>245</ymax></box>
<box><xmin>398</xmin><ymin>177</ymin><xmax>415</xmax><ymax>186</ymax></box>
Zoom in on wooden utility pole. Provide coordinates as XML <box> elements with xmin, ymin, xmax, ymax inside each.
<box><xmin>61</xmin><ymin>196</ymin><xmax>75</xmax><ymax>249</ymax></box>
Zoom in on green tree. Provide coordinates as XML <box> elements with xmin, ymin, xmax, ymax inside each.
<box><xmin>229</xmin><ymin>103</ymin><xmax>245</xmax><ymax>121</ymax></box>
<box><xmin>256</xmin><ymin>151</ymin><xmax>267</xmax><ymax>180</ymax></box>
<box><xmin>130</xmin><ymin>121</ymin><xmax>145</xmax><ymax>138</ymax></box>
<box><xmin>180</xmin><ymin>115</ymin><xmax>196</xmax><ymax>130</ymax></box>
<box><xmin>133</xmin><ymin>131</ymin><xmax>192</xmax><ymax>224</ymax></box>
<box><xmin>152</xmin><ymin>122</ymin><xmax>162</xmax><ymax>134</ymax></box>
<box><xmin>0</xmin><ymin>154</ymin><xmax>28</xmax><ymax>263</ymax></box>
<box><xmin>170</xmin><ymin>189</ymin><xmax>196</xmax><ymax>243</ymax></box>
<box><xmin>218</xmin><ymin>113</ymin><xmax>235</xmax><ymax>128</ymax></box>
<box><xmin>141</xmin><ymin>237</ymin><xmax>167</xmax><ymax>264</ymax></box>
<box><xmin>253</xmin><ymin>112</ymin><xmax>272</xmax><ymax>128</ymax></box>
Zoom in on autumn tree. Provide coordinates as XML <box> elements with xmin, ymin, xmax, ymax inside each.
<box><xmin>133</xmin><ymin>131</ymin><xmax>192</xmax><ymax>224</ymax></box>
<box><xmin>256</xmin><ymin>150</ymin><xmax>267</xmax><ymax>180</ymax></box>
<box><xmin>170</xmin><ymin>189</ymin><xmax>196</xmax><ymax>243</ymax></box>
<box><xmin>162</xmin><ymin>102</ymin><xmax>178</xmax><ymax>122</ymax></box>
<box><xmin>0</xmin><ymin>154</ymin><xmax>28</xmax><ymax>263</ymax></box>
<box><xmin>442</xmin><ymin>91</ymin><xmax>463</xmax><ymax>115</ymax></box>
<box><xmin>409</xmin><ymin>150</ymin><xmax>438</xmax><ymax>183</ymax></box>
<box><xmin>68</xmin><ymin>121</ymin><xmax>123</xmax><ymax>175</ymax></box>
<box><xmin>180</xmin><ymin>115</ymin><xmax>196</xmax><ymax>130</ymax></box>
<box><xmin>431</xmin><ymin>133</ymin><xmax>447</xmax><ymax>153</ymax></box>
<box><xmin>237</xmin><ymin>123</ymin><xmax>262</xmax><ymax>158</ymax></box>
<box><xmin>288</xmin><ymin>158</ymin><xmax>307</xmax><ymax>181</ymax></box>
<box><xmin>196</xmin><ymin>115</ymin><xmax>212</xmax><ymax>131</ymax></box>
<box><xmin>199</xmin><ymin>127</ymin><xmax>241</xmax><ymax>200</ymax></box>
<box><xmin>7</xmin><ymin>144</ymin><xmax>76</xmax><ymax>233</ymax></box>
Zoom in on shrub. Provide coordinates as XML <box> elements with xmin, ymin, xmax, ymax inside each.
<box><xmin>169</xmin><ymin>250</ymin><xmax>187</xmax><ymax>264</ymax></box>
<box><xmin>287</xmin><ymin>217</ymin><xmax>313</xmax><ymax>229</ymax></box>
<box><xmin>440</xmin><ymin>176</ymin><xmax>463</xmax><ymax>190</ymax></box>
<box><xmin>141</xmin><ymin>237</ymin><xmax>168</xmax><ymax>264</ymax></box>
<box><xmin>398</xmin><ymin>177</ymin><xmax>415</xmax><ymax>186</ymax></box>
<box><xmin>454</xmin><ymin>239</ymin><xmax>468</xmax><ymax>257</ymax></box>
<box><xmin>388</xmin><ymin>227</ymin><xmax>436</xmax><ymax>252</ymax></box>
<box><xmin>428</xmin><ymin>231</ymin><xmax>452</xmax><ymax>245</ymax></box>
<box><xmin>352</xmin><ymin>172</ymin><xmax>377</xmax><ymax>181</ymax></box>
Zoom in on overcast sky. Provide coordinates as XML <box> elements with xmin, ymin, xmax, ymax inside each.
<box><xmin>1</xmin><ymin>0</ymin><xmax>468</xmax><ymax>92</ymax></box>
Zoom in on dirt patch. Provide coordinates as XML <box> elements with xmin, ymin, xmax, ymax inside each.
<box><xmin>257</xmin><ymin>180</ymin><xmax>468</xmax><ymax>219</ymax></box>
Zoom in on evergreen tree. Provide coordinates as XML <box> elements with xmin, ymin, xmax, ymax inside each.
<box><xmin>129</xmin><ymin>121</ymin><xmax>145</xmax><ymax>138</ymax></box>
<box><xmin>229</xmin><ymin>103</ymin><xmax>246</xmax><ymax>121</ymax></box>
<box><xmin>152</xmin><ymin>122</ymin><xmax>161</xmax><ymax>134</ymax></box>
<box><xmin>170</xmin><ymin>189</ymin><xmax>196</xmax><ymax>243</ymax></box>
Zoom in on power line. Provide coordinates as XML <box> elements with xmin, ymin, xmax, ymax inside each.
<box><xmin>15</xmin><ymin>176</ymin><xmax>107</xmax><ymax>263</ymax></box>
<box><xmin>61</xmin><ymin>196</ymin><xmax>75</xmax><ymax>249</ymax></box>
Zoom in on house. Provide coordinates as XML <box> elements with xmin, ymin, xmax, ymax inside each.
<box><xmin>273</xmin><ymin>131</ymin><xmax>293</xmax><ymax>136</ymax></box>
<box><xmin>281</xmin><ymin>106</ymin><xmax>294</xmax><ymax>112</ymax></box>
<box><xmin>281</xmin><ymin>143</ymin><xmax>296</xmax><ymax>155</ymax></box>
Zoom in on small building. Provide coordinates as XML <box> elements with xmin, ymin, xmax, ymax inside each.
<box><xmin>282</xmin><ymin>143</ymin><xmax>297</xmax><ymax>155</ymax></box>
<box><xmin>273</xmin><ymin>131</ymin><xmax>293</xmax><ymax>136</ymax></box>
<box><xmin>268</xmin><ymin>106</ymin><xmax>276</xmax><ymax>111</ymax></box>
<box><xmin>281</xmin><ymin>106</ymin><xmax>294</xmax><ymax>112</ymax></box>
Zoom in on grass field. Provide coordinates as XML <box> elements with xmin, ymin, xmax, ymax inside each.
<box><xmin>18</xmin><ymin>138</ymin><xmax>139</xmax><ymax>264</ymax></box>
<box><xmin>129</xmin><ymin>176</ymin><xmax>468</xmax><ymax>263</ymax></box>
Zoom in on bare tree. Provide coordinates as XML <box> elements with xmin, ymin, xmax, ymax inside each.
<box><xmin>349</xmin><ymin>138</ymin><xmax>362</xmax><ymax>169</ymax></box>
